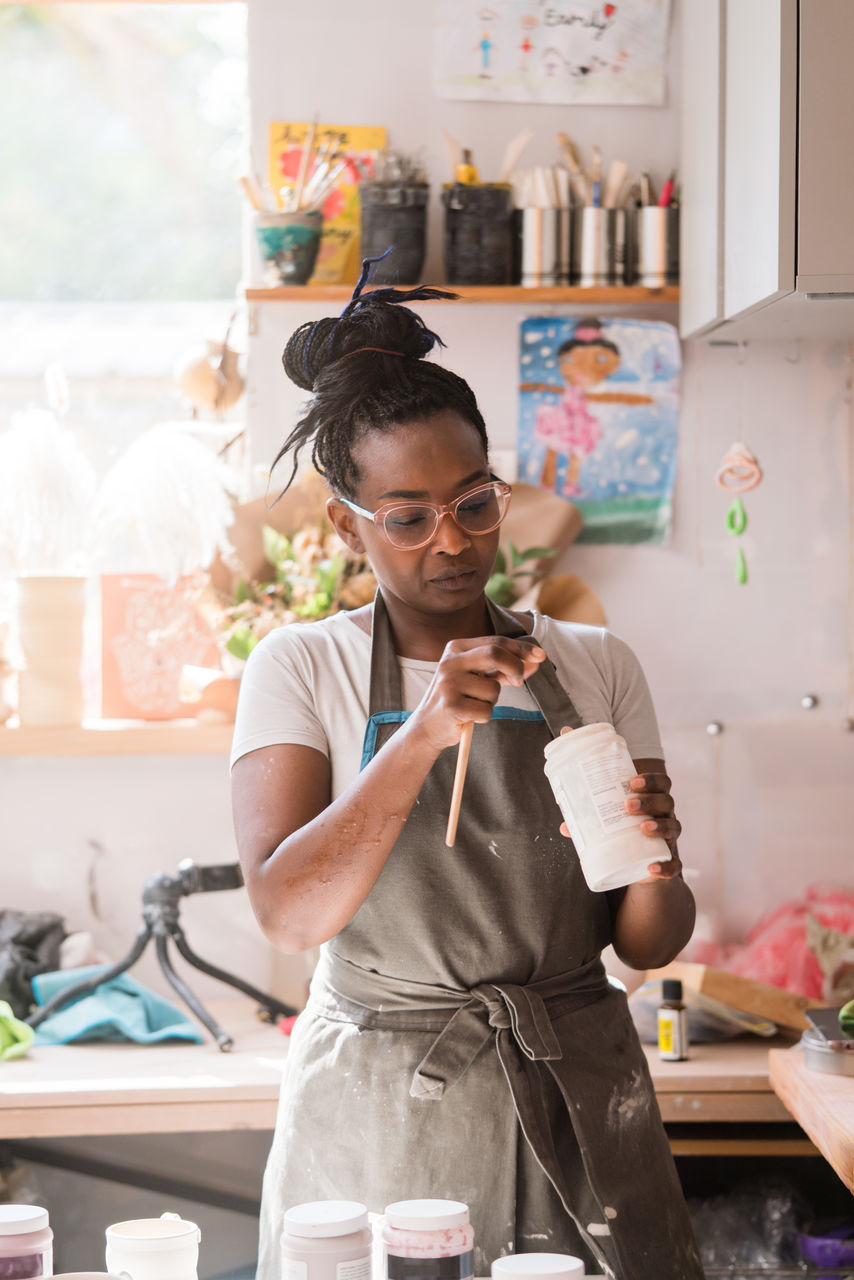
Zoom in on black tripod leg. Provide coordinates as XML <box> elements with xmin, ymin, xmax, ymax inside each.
<box><xmin>170</xmin><ymin>925</ymin><xmax>297</xmax><ymax>1020</ymax></box>
<box><xmin>154</xmin><ymin>932</ymin><xmax>233</xmax><ymax>1052</ymax></box>
<box><xmin>26</xmin><ymin>924</ymin><xmax>152</xmax><ymax>1029</ymax></box>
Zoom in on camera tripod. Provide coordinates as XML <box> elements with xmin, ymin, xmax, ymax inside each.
<box><xmin>26</xmin><ymin>859</ymin><xmax>297</xmax><ymax>1052</ymax></box>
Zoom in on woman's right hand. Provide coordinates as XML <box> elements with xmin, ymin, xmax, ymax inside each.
<box><xmin>410</xmin><ymin>635</ymin><xmax>546</xmax><ymax>752</ymax></box>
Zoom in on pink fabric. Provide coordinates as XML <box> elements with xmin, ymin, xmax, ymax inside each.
<box><xmin>720</xmin><ymin>884</ymin><xmax>854</xmax><ymax>998</ymax></box>
<box><xmin>534</xmin><ymin>384</ymin><xmax>601</xmax><ymax>458</ymax></box>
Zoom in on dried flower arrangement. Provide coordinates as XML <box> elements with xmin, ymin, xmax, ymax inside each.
<box><xmin>213</xmin><ymin>521</ymin><xmax>377</xmax><ymax>662</ymax></box>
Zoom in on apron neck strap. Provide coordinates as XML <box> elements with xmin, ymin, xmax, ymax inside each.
<box><xmin>369</xmin><ymin>591</ymin><xmax>403</xmax><ymax>713</ymax></box>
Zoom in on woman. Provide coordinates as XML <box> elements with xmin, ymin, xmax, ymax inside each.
<box><xmin>231</xmin><ymin>264</ymin><xmax>703</xmax><ymax>1280</ymax></box>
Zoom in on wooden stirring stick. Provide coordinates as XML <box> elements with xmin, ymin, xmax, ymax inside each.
<box><xmin>445</xmin><ymin>721</ymin><xmax>474</xmax><ymax>847</ymax></box>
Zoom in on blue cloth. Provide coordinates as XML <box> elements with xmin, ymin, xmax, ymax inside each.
<box><xmin>31</xmin><ymin>965</ymin><xmax>204</xmax><ymax>1045</ymax></box>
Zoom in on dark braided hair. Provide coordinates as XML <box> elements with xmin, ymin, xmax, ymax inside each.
<box><xmin>272</xmin><ymin>254</ymin><xmax>490</xmax><ymax>498</ymax></box>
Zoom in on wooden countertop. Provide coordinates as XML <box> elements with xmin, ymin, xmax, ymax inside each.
<box><xmin>0</xmin><ymin>1002</ymin><xmax>802</xmax><ymax>1149</ymax></box>
<box><xmin>769</xmin><ymin>1043</ymin><xmax>854</xmax><ymax>1191</ymax></box>
<box><xmin>0</xmin><ymin>1001</ymin><xmax>288</xmax><ymax>1138</ymax></box>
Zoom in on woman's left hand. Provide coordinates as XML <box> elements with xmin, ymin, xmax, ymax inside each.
<box><xmin>625</xmin><ymin>769</ymin><xmax>683</xmax><ymax>881</ymax></box>
<box><xmin>557</xmin><ymin>763</ymin><xmax>683</xmax><ymax>881</ymax></box>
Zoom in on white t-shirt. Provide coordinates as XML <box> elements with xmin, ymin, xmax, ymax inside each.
<box><xmin>230</xmin><ymin>609</ymin><xmax>663</xmax><ymax>796</ymax></box>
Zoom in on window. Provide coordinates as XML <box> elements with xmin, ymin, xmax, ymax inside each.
<box><xmin>0</xmin><ymin>4</ymin><xmax>249</xmax><ymax>476</ymax></box>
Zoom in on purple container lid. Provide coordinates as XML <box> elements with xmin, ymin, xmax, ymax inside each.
<box><xmin>798</xmin><ymin>1222</ymin><xmax>854</xmax><ymax>1266</ymax></box>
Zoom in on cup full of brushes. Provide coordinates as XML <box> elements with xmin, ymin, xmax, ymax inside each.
<box><xmin>254</xmin><ymin>209</ymin><xmax>322</xmax><ymax>286</ymax></box>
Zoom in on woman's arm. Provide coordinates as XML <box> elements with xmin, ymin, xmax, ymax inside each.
<box><xmin>607</xmin><ymin>757</ymin><xmax>696</xmax><ymax>970</ymax></box>
<box><xmin>232</xmin><ymin>634</ymin><xmax>545</xmax><ymax>953</ymax></box>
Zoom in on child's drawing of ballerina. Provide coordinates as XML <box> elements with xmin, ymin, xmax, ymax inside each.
<box><xmin>520</xmin><ymin>319</ymin><xmax>652</xmax><ymax>496</ymax></box>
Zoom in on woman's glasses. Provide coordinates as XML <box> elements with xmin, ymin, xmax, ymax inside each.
<box><xmin>339</xmin><ymin>478</ymin><xmax>512</xmax><ymax>550</ymax></box>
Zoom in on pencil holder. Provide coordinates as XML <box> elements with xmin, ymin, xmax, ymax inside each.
<box><xmin>627</xmin><ymin>206</ymin><xmax>679</xmax><ymax>287</ymax></box>
<box><xmin>359</xmin><ymin>184</ymin><xmax>429</xmax><ymax>284</ymax></box>
<box><xmin>254</xmin><ymin>210</ymin><xmax>322</xmax><ymax>286</ymax></box>
<box><xmin>570</xmin><ymin>207</ymin><xmax>626</xmax><ymax>287</ymax></box>
<box><xmin>442</xmin><ymin>183</ymin><xmax>515</xmax><ymax>285</ymax></box>
<box><xmin>516</xmin><ymin>208</ymin><xmax>570</xmax><ymax>287</ymax></box>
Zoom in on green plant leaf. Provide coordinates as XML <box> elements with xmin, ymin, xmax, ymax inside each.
<box><xmin>492</xmin><ymin>547</ymin><xmax>506</xmax><ymax>575</ymax></box>
<box><xmin>234</xmin><ymin>579</ymin><xmax>251</xmax><ymax>604</ymax></box>
<box><xmin>485</xmin><ymin>572</ymin><xmax>517</xmax><ymax>606</ymax></box>
<box><xmin>261</xmin><ymin>525</ymin><xmax>292</xmax><ymax>578</ymax></box>
<box><xmin>517</xmin><ymin>545</ymin><xmax>557</xmax><ymax>563</ymax></box>
<box><xmin>226</xmin><ymin>627</ymin><xmax>258</xmax><ymax>661</ymax></box>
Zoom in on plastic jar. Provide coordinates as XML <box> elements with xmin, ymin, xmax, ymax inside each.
<box><xmin>104</xmin><ymin>1213</ymin><xmax>199</xmax><ymax>1280</ymax></box>
<box><xmin>492</xmin><ymin>1254</ymin><xmax>584</xmax><ymax>1280</ymax></box>
<box><xmin>0</xmin><ymin>1206</ymin><xmax>53</xmax><ymax>1280</ymax></box>
<box><xmin>281</xmin><ymin>1202</ymin><xmax>371</xmax><ymax>1280</ymax></box>
<box><xmin>382</xmin><ymin>1200</ymin><xmax>474</xmax><ymax>1280</ymax></box>
<box><xmin>543</xmin><ymin>723</ymin><xmax>671</xmax><ymax>892</ymax></box>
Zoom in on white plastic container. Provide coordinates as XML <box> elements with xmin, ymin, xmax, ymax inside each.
<box><xmin>543</xmin><ymin>723</ymin><xmax>671</xmax><ymax>892</ymax></box>
<box><xmin>382</xmin><ymin>1200</ymin><xmax>474</xmax><ymax>1280</ymax></box>
<box><xmin>0</xmin><ymin>1204</ymin><xmax>53</xmax><ymax>1279</ymax></box>
<box><xmin>281</xmin><ymin>1201</ymin><xmax>371</xmax><ymax>1280</ymax></box>
<box><xmin>104</xmin><ymin>1214</ymin><xmax>199</xmax><ymax>1280</ymax></box>
<box><xmin>491</xmin><ymin>1254</ymin><xmax>584</xmax><ymax>1280</ymax></box>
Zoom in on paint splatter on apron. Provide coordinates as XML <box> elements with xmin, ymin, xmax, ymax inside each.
<box><xmin>258</xmin><ymin>595</ymin><xmax>703</xmax><ymax>1280</ymax></box>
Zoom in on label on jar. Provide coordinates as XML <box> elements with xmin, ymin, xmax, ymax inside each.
<box><xmin>658</xmin><ymin>1008</ymin><xmax>689</xmax><ymax>1061</ymax></box>
<box><xmin>386</xmin><ymin>1252</ymin><xmax>474</xmax><ymax>1280</ymax></box>
<box><xmin>578</xmin><ymin>752</ymin><xmax>637</xmax><ymax>836</ymax></box>
<box><xmin>338</xmin><ymin>1258</ymin><xmax>371</xmax><ymax>1280</ymax></box>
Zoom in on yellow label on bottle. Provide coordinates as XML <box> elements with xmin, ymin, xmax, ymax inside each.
<box><xmin>658</xmin><ymin>1015</ymin><xmax>673</xmax><ymax>1054</ymax></box>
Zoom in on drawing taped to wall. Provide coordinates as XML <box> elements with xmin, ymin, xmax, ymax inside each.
<box><xmin>518</xmin><ymin>316</ymin><xmax>680</xmax><ymax>543</ymax></box>
<box><xmin>434</xmin><ymin>0</ymin><xmax>671</xmax><ymax>105</ymax></box>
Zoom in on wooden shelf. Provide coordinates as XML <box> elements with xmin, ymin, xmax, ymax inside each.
<box><xmin>245</xmin><ymin>284</ymin><xmax>680</xmax><ymax>305</ymax></box>
<box><xmin>0</xmin><ymin>720</ymin><xmax>234</xmax><ymax>757</ymax></box>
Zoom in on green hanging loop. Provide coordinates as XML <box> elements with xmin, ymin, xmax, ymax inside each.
<box><xmin>734</xmin><ymin>545</ymin><xmax>748</xmax><ymax>585</ymax></box>
<box><xmin>726</xmin><ymin>496</ymin><xmax>748</xmax><ymax>536</ymax></box>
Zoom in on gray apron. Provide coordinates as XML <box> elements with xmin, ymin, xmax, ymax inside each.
<box><xmin>257</xmin><ymin>596</ymin><xmax>703</xmax><ymax>1280</ymax></box>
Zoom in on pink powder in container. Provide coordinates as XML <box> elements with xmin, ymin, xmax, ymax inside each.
<box><xmin>382</xmin><ymin>1201</ymin><xmax>474</xmax><ymax>1280</ymax></box>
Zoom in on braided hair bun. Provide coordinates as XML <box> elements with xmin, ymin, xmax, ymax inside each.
<box><xmin>273</xmin><ymin>255</ymin><xmax>489</xmax><ymax>497</ymax></box>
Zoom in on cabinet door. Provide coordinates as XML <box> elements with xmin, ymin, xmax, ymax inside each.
<box><xmin>723</xmin><ymin>0</ymin><xmax>797</xmax><ymax>320</ymax></box>
<box><xmin>679</xmin><ymin>0</ymin><xmax>725</xmax><ymax>338</ymax></box>
<box><xmin>797</xmin><ymin>0</ymin><xmax>854</xmax><ymax>294</ymax></box>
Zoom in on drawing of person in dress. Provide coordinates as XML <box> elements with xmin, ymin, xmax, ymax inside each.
<box><xmin>521</xmin><ymin>319</ymin><xmax>652</xmax><ymax>496</ymax></box>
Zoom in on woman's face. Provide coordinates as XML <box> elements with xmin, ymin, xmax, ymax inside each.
<box><xmin>329</xmin><ymin>409</ymin><xmax>499</xmax><ymax>620</ymax></box>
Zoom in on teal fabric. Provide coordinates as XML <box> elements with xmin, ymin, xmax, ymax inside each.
<box><xmin>31</xmin><ymin>966</ymin><xmax>203</xmax><ymax>1045</ymax></box>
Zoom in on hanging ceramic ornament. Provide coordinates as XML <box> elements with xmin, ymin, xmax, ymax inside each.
<box><xmin>174</xmin><ymin>338</ymin><xmax>244</xmax><ymax>417</ymax></box>
<box><xmin>715</xmin><ymin>441</ymin><xmax>762</xmax><ymax>584</ymax></box>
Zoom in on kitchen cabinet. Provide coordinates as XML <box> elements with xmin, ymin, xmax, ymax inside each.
<box><xmin>680</xmin><ymin>0</ymin><xmax>854</xmax><ymax>340</ymax></box>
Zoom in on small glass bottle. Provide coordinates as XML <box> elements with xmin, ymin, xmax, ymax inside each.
<box><xmin>658</xmin><ymin>978</ymin><xmax>689</xmax><ymax>1061</ymax></box>
<box><xmin>382</xmin><ymin>1200</ymin><xmax>474</xmax><ymax>1280</ymax></box>
<box><xmin>0</xmin><ymin>1205</ymin><xmax>53</xmax><ymax>1280</ymax></box>
<box><xmin>281</xmin><ymin>1201</ymin><xmax>372</xmax><ymax>1280</ymax></box>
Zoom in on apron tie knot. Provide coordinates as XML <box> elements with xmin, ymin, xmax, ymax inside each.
<box><xmin>478</xmin><ymin>983</ymin><xmax>563</xmax><ymax>1062</ymax></box>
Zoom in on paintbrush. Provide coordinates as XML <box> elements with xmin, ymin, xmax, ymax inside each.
<box><xmin>445</xmin><ymin>722</ymin><xmax>474</xmax><ymax>847</ymax></box>
<box><xmin>498</xmin><ymin>127</ymin><xmax>535</xmax><ymax>183</ymax></box>
<box><xmin>293</xmin><ymin>113</ymin><xmax>319</xmax><ymax>211</ymax></box>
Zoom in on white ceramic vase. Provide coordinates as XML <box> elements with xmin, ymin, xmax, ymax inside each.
<box><xmin>15</xmin><ymin>575</ymin><xmax>87</xmax><ymax>726</ymax></box>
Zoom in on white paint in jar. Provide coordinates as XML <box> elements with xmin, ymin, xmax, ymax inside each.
<box><xmin>281</xmin><ymin>1201</ymin><xmax>372</xmax><ymax>1280</ymax></box>
<box><xmin>543</xmin><ymin>723</ymin><xmax>671</xmax><ymax>892</ymax></box>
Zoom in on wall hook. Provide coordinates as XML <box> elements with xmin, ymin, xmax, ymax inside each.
<box><xmin>735</xmin><ymin>341</ymin><xmax>748</xmax><ymax>366</ymax></box>
<box><xmin>784</xmin><ymin>339</ymin><xmax>801</xmax><ymax>364</ymax></box>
